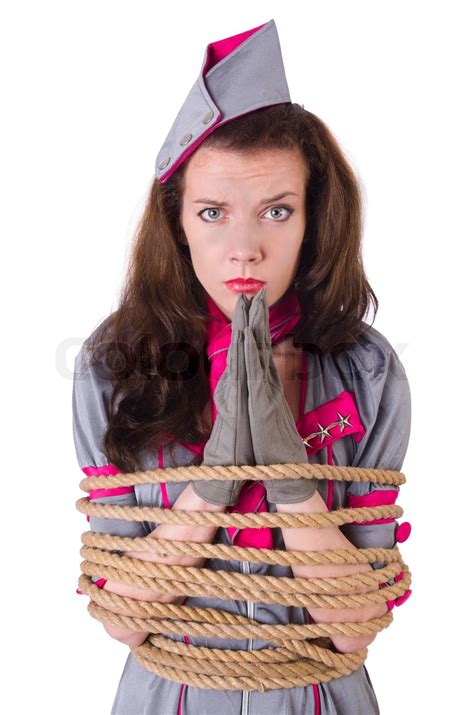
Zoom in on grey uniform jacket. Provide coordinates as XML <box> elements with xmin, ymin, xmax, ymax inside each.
<box><xmin>72</xmin><ymin>320</ymin><xmax>411</xmax><ymax>715</ymax></box>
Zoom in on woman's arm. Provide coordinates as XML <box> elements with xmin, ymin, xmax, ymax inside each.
<box><xmin>277</xmin><ymin>489</ymin><xmax>387</xmax><ymax>654</ymax></box>
<box><xmin>102</xmin><ymin>483</ymin><xmax>226</xmax><ymax>645</ymax></box>
<box><xmin>105</xmin><ymin>483</ymin><xmax>383</xmax><ymax>650</ymax></box>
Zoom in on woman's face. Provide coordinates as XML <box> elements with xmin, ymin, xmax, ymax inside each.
<box><xmin>180</xmin><ymin>145</ymin><xmax>308</xmax><ymax>320</ymax></box>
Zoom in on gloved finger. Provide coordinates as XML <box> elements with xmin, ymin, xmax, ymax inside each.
<box><xmin>244</xmin><ymin>320</ymin><xmax>306</xmax><ymax>463</ymax></box>
<box><xmin>242</xmin><ymin>320</ymin><xmax>266</xmax><ymax>392</ymax></box>
<box><xmin>214</xmin><ymin>291</ymin><xmax>250</xmax><ymax>400</ymax></box>
<box><xmin>247</xmin><ymin>286</ymin><xmax>272</xmax><ymax>376</ymax></box>
<box><xmin>193</xmin><ymin>292</ymin><xmax>255</xmax><ymax>506</ymax></box>
<box><xmin>243</xmin><ymin>324</ymin><xmax>266</xmax><ymax>463</ymax></box>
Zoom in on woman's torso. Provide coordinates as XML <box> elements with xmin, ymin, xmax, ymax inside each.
<box><xmin>109</xmin><ymin>344</ymin><xmax>380</xmax><ymax>714</ymax></box>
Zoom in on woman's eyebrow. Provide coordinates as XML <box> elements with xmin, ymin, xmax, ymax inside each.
<box><xmin>193</xmin><ymin>191</ymin><xmax>299</xmax><ymax>206</ymax></box>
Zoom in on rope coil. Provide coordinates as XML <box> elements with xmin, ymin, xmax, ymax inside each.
<box><xmin>77</xmin><ymin>462</ymin><xmax>411</xmax><ymax>692</ymax></box>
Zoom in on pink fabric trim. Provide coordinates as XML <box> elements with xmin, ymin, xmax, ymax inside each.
<box><xmin>158</xmin><ymin>445</ymin><xmax>171</xmax><ymax>509</ymax></box>
<box><xmin>326</xmin><ymin>443</ymin><xmax>334</xmax><ymax>510</ymax></box>
<box><xmin>82</xmin><ymin>465</ymin><xmax>134</xmax><ymax>500</ymax></box>
<box><xmin>82</xmin><ymin>465</ymin><xmax>121</xmax><ymax>476</ymax></box>
<box><xmin>351</xmin><ymin>517</ymin><xmax>395</xmax><ymax>526</ymax></box>
<box><xmin>226</xmin><ymin>481</ymin><xmax>273</xmax><ymax>548</ymax></box>
<box><xmin>346</xmin><ymin>491</ymin><xmax>399</xmax><ymax>524</ymax></box>
<box><xmin>395</xmin><ymin>589</ymin><xmax>412</xmax><ymax>606</ymax></box>
<box><xmin>76</xmin><ymin>577</ymin><xmax>107</xmax><ymax>596</ymax></box>
<box><xmin>296</xmin><ymin>390</ymin><xmax>366</xmax><ymax>457</ymax></box>
<box><xmin>307</xmin><ymin>610</ymin><xmax>321</xmax><ymax>712</ymax></box>
<box><xmin>177</xmin><ymin>679</ymin><xmax>185</xmax><ymax>715</ymax></box>
<box><xmin>387</xmin><ymin>589</ymin><xmax>412</xmax><ymax>611</ymax></box>
<box><xmin>312</xmin><ymin>682</ymin><xmax>321</xmax><ymax>715</ymax></box>
<box><xmin>346</xmin><ymin>489</ymin><xmax>399</xmax><ymax>508</ymax></box>
<box><xmin>89</xmin><ymin>486</ymin><xmax>134</xmax><ymax>499</ymax></box>
<box><xmin>176</xmin><ymin>600</ymin><xmax>191</xmax><ymax>713</ymax></box>
<box><xmin>205</xmin><ymin>23</ymin><xmax>265</xmax><ymax>71</ymax></box>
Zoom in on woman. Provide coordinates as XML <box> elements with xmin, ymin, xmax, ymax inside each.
<box><xmin>73</xmin><ymin>21</ymin><xmax>411</xmax><ymax>713</ymax></box>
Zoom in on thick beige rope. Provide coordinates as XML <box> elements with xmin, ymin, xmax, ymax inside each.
<box><xmin>77</xmin><ymin>462</ymin><xmax>411</xmax><ymax>692</ymax></box>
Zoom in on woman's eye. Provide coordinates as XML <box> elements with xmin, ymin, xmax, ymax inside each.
<box><xmin>198</xmin><ymin>207</ymin><xmax>222</xmax><ymax>222</ymax></box>
<box><xmin>198</xmin><ymin>205</ymin><xmax>294</xmax><ymax>223</ymax></box>
<box><xmin>263</xmin><ymin>206</ymin><xmax>294</xmax><ymax>221</ymax></box>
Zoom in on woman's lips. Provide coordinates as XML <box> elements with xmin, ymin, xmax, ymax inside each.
<box><xmin>225</xmin><ymin>280</ymin><xmax>267</xmax><ymax>293</ymax></box>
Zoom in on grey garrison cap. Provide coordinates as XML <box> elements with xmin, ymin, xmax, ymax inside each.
<box><xmin>154</xmin><ymin>18</ymin><xmax>292</xmax><ymax>183</ymax></box>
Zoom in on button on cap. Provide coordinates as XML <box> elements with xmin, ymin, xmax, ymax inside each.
<box><xmin>158</xmin><ymin>157</ymin><xmax>170</xmax><ymax>170</ymax></box>
<box><xmin>179</xmin><ymin>133</ymin><xmax>193</xmax><ymax>145</ymax></box>
<box><xmin>202</xmin><ymin>111</ymin><xmax>214</xmax><ymax>124</ymax></box>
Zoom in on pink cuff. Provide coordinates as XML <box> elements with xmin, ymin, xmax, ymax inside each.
<box><xmin>346</xmin><ymin>489</ymin><xmax>399</xmax><ymax>526</ymax></box>
<box><xmin>76</xmin><ymin>578</ymin><xmax>108</xmax><ymax>596</ymax></box>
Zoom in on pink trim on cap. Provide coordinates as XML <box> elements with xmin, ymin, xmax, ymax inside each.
<box><xmin>206</xmin><ymin>23</ymin><xmax>266</xmax><ymax>71</ymax></box>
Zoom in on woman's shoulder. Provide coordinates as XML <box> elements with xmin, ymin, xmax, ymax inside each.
<box><xmin>339</xmin><ymin>321</ymin><xmax>408</xmax><ymax>381</ymax></box>
<box><xmin>75</xmin><ymin>315</ymin><xmax>116</xmax><ymax>382</ymax></box>
<box><xmin>72</xmin><ymin>317</ymin><xmax>116</xmax><ymax>470</ymax></box>
<box><xmin>334</xmin><ymin>321</ymin><xmax>411</xmax><ymax>471</ymax></box>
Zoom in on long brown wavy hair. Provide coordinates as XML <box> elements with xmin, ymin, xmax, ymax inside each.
<box><xmin>84</xmin><ymin>102</ymin><xmax>378</xmax><ymax>472</ymax></box>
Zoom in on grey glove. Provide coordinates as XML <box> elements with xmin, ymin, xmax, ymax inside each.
<box><xmin>244</xmin><ymin>287</ymin><xmax>318</xmax><ymax>504</ymax></box>
<box><xmin>192</xmin><ymin>291</ymin><xmax>256</xmax><ymax>506</ymax></box>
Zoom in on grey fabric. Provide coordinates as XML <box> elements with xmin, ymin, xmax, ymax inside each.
<box><xmin>155</xmin><ymin>18</ymin><xmax>291</xmax><ymax>183</ymax></box>
<box><xmin>72</xmin><ymin>315</ymin><xmax>411</xmax><ymax>714</ymax></box>
<box><xmin>72</xmin><ymin>337</ymin><xmax>147</xmax><ymax>593</ymax></box>
<box><xmin>192</xmin><ymin>292</ymin><xmax>255</xmax><ymax>506</ymax></box>
<box><xmin>338</xmin><ymin>337</ymin><xmax>411</xmax><ymax>575</ymax></box>
<box><xmin>245</xmin><ymin>287</ymin><xmax>318</xmax><ymax>503</ymax></box>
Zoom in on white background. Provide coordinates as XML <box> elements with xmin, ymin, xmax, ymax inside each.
<box><xmin>2</xmin><ymin>1</ymin><xmax>472</xmax><ymax>712</ymax></box>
